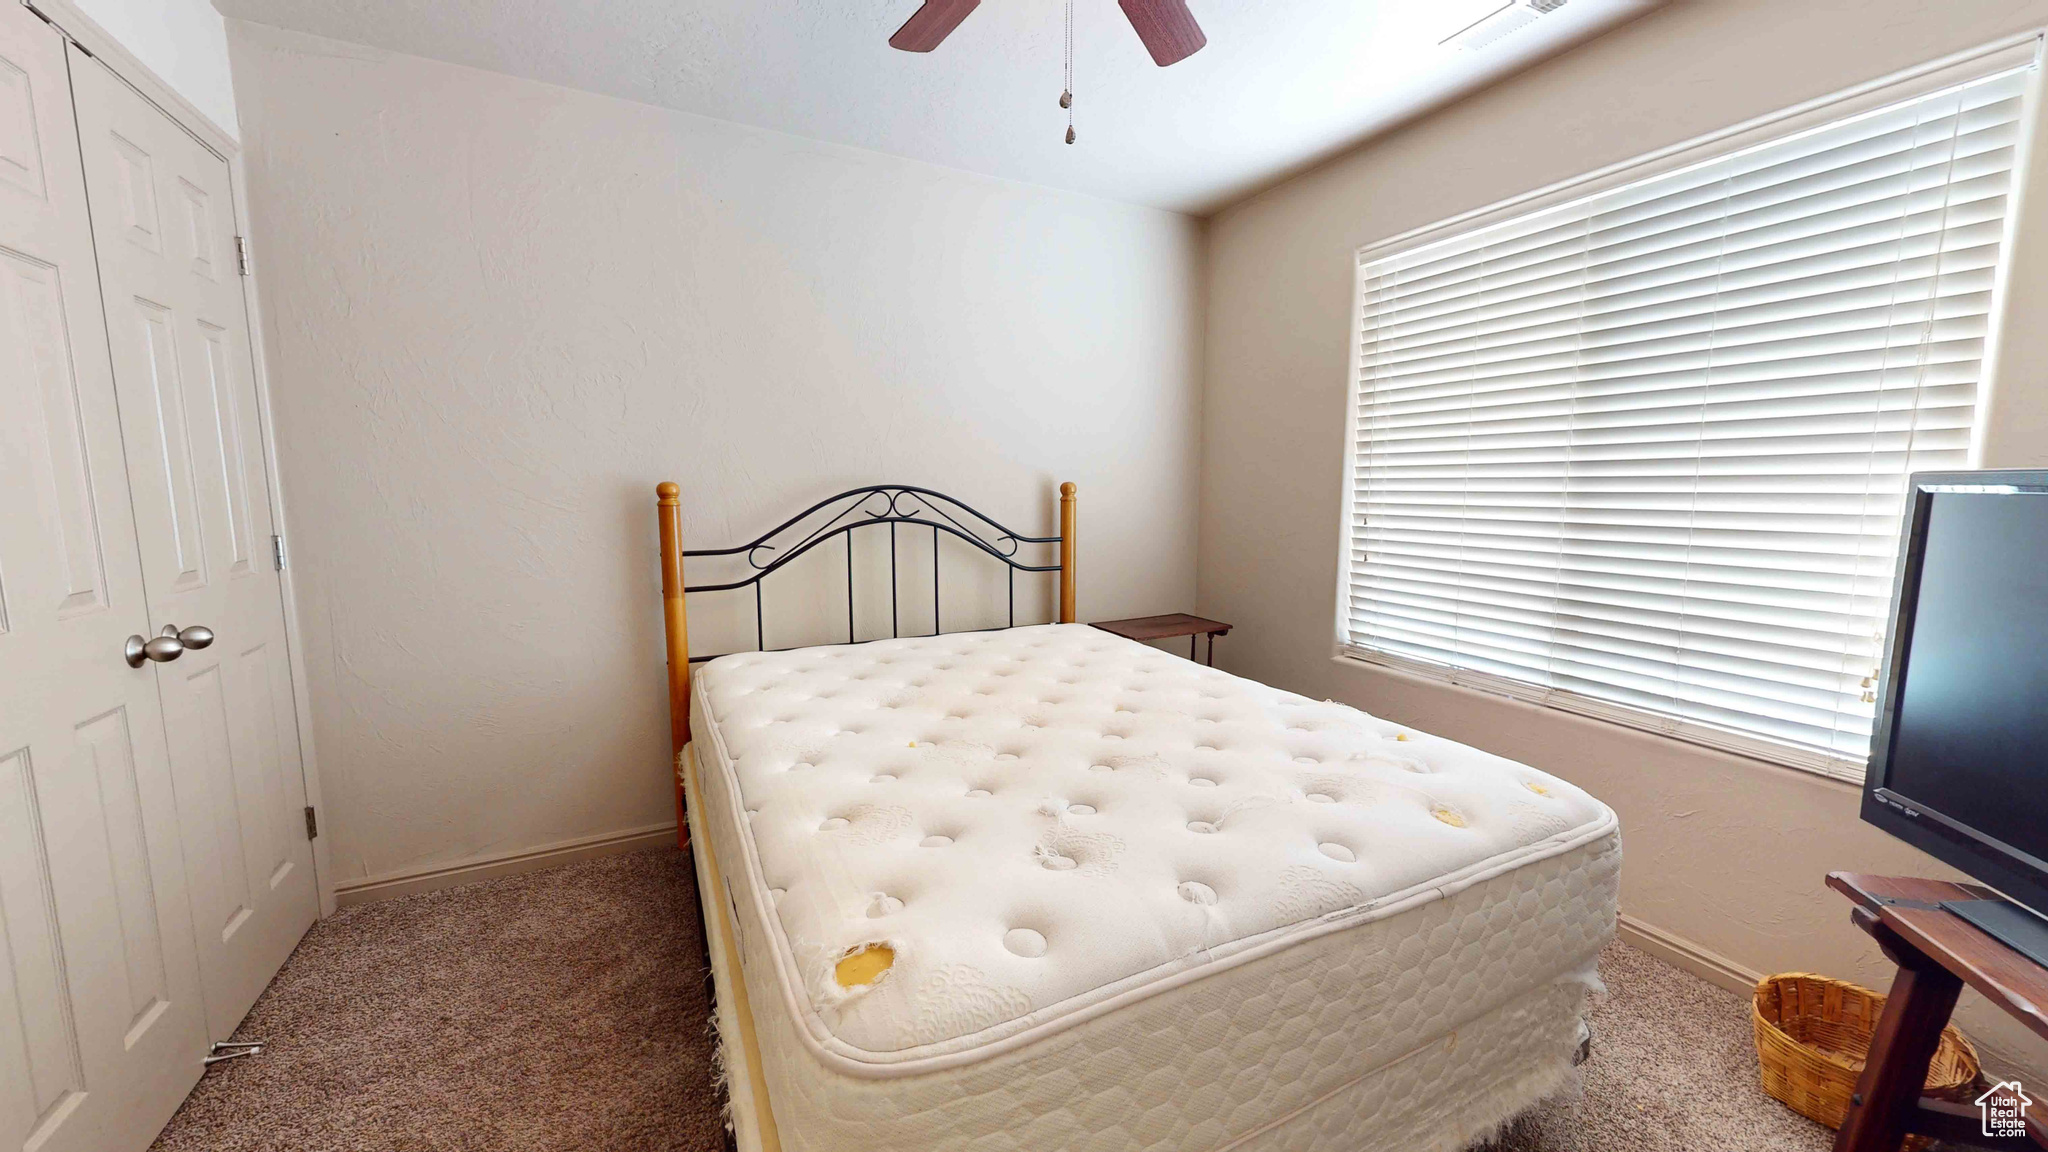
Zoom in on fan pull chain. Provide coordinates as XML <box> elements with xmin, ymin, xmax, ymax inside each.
<box><xmin>1061</xmin><ymin>0</ymin><xmax>1076</xmax><ymax>144</ymax></box>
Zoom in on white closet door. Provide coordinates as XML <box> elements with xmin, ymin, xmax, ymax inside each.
<box><xmin>0</xmin><ymin>8</ymin><xmax>208</xmax><ymax>1151</ymax></box>
<box><xmin>69</xmin><ymin>47</ymin><xmax>317</xmax><ymax>1042</ymax></box>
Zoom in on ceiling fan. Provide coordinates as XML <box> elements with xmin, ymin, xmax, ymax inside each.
<box><xmin>889</xmin><ymin>0</ymin><xmax>1207</xmax><ymax>67</ymax></box>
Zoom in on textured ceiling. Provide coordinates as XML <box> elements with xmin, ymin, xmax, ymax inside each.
<box><xmin>212</xmin><ymin>0</ymin><xmax>1661</xmax><ymax>214</ymax></box>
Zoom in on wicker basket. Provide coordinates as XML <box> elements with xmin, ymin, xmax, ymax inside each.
<box><xmin>1753</xmin><ymin>973</ymin><xmax>1980</xmax><ymax>1149</ymax></box>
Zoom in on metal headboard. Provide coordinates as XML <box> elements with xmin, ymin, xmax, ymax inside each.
<box><xmin>653</xmin><ymin>479</ymin><xmax>1078</xmax><ymax>839</ymax></box>
<box><xmin>677</xmin><ymin>485</ymin><xmax>1067</xmax><ymax>662</ymax></box>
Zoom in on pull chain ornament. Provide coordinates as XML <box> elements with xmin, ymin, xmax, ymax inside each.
<box><xmin>1062</xmin><ymin>0</ymin><xmax>1076</xmax><ymax>143</ymax></box>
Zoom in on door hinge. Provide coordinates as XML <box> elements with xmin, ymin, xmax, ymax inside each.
<box><xmin>304</xmin><ymin>806</ymin><xmax>318</xmax><ymax>840</ymax></box>
<box><xmin>235</xmin><ymin>235</ymin><xmax>252</xmax><ymax>276</ymax></box>
<box><xmin>271</xmin><ymin>534</ymin><xmax>287</xmax><ymax>571</ymax></box>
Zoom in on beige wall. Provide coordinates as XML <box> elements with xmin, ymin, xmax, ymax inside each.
<box><xmin>1201</xmin><ymin>0</ymin><xmax>2048</xmax><ymax>1077</ymax></box>
<box><xmin>227</xmin><ymin>23</ymin><xmax>1204</xmax><ymax>893</ymax></box>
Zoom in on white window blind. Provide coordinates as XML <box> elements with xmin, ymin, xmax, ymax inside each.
<box><xmin>1343</xmin><ymin>64</ymin><xmax>2030</xmax><ymax>780</ymax></box>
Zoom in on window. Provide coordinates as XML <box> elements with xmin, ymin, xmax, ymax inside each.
<box><xmin>1341</xmin><ymin>56</ymin><xmax>2033</xmax><ymax>780</ymax></box>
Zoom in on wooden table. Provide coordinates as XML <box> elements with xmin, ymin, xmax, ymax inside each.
<box><xmin>1089</xmin><ymin>614</ymin><xmax>1231</xmax><ymax>665</ymax></box>
<box><xmin>1827</xmin><ymin>872</ymin><xmax>2048</xmax><ymax>1151</ymax></box>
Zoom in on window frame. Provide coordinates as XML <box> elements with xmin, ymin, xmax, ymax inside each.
<box><xmin>1332</xmin><ymin>34</ymin><xmax>2042</xmax><ymax>783</ymax></box>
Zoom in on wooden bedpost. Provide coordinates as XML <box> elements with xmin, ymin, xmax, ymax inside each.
<box><xmin>1059</xmin><ymin>481</ymin><xmax>1077</xmax><ymax>624</ymax></box>
<box><xmin>657</xmin><ymin>481</ymin><xmax>691</xmax><ymax>849</ymax></box>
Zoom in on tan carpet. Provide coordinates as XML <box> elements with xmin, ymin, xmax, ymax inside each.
<box><xmin>1491</xmin><ymin>941</ymin><xmax>1836</xmax><ymax>1152</ymax></box>
<box><xmin>151</xmin><ymin>848</ymin><xmax>725</xmax><ymax>1152</ymax></box>
<box><xmin>154</xmin><ymin>847</ymin><xmax>1845</xmax><ymax>1151</ymax></box>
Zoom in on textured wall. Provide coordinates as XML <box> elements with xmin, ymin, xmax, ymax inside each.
<box><xmin>228</xmin><ymin>23</ymin><xmax>1203</xmax><ymax>889</ymax></box>
<box><xmin>1200</xmin><ymin>0</ymin><xmax>2048</xmax><ymax>1077</ymax></box>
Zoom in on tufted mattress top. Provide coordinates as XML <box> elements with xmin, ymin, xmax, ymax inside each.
<box><xmin>691</xmin><ymin>623</ymin><xmax>1617</xmax><ymax>1073</ymax></box>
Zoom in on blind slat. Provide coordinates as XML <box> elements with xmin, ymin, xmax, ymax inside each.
<box><xmin>1343</xmin><ymin>66</ymin><xmax>2026</xmax><ymax>780</ymax></box>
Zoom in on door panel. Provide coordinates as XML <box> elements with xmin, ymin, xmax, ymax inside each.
<box><xmin>70</xmin><ymin>46</ymin><xmax>318</xmax><ymax>1042</ymax></box>
<box><xmin>174</xmin><ymin>177</ymin><xmax>220</xmax><ymax>283</ymax></box>
<box><xmin>74</xmin><ymin>708</ymin><xmax>174</xmax><ymax>1037</ymax></box>
<box><xmin>0</xmin><ymin>8</ymin><xmax>208</xmax><ymax>1151</ymax></box>
<box><xmin>2</xmin><ymin>246</ymin><xmax>107</xmax><ymax>618</ymax></box>
<box><xmin>0</xmin><ymin>745</ymin><xmax>86</xmax><ymax>1138</ymax></box>
<box><xmin>236</xmin><ymin>641</ymin><xmax>295</xmax><ymax>889</ymax></box>
<box><xmin>130</xmin><ymin>295</ymin><xmax>208</xmax><ymax>589</ymax></box>
<box><xmin>103</xmin><ymin>130</ymin><xmax>159</xmax><ymax>251</ymax></box>
<box><xmin>196</xmin><ymin>321</ymin><xmax>256</xmax><ymax>575</ymax></box>
<box><xmin>0</xmin><ymin>50</ymin><xmax>47</xmax><ymax>199</ymax></box>
<box><xmin>179</xmin><ymin>662</ymin><xmax>254</xmax><ymax>944</ymax></box>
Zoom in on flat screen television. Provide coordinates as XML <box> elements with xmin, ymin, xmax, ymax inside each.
<box><xmin>1863</xmin><ymin>469</ymin><xmax>2048</xmax><ymax>953</ymax></box>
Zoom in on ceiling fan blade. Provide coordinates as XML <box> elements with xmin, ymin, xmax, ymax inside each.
<box><xmin>1118</xmin><ymin>0</ymin><xmax>1207</xmax><ymax>66</ymax></box>
<box><xmin>889</xmin><ymin>0</ymin><xmax>982</xmax><ymax>52</ymax></box>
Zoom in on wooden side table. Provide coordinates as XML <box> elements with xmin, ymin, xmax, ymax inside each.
<box><xmin>1826</xmin><ymin>872</ymin><xmax>2048</xmax><ymax>1150</ymax></box>
<box><xmin>1090</xmin><ymin>613</ymin><xmax>1231</xmax><ymax>665</ymax></box>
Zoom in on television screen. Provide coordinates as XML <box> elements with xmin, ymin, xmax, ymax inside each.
<box><xmin>1867</xmin><ymin>476</ymin><xmax>2048</xmax><ymax>915</ymax></box>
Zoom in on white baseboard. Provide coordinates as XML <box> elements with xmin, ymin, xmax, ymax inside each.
<box><xmin>332</xmin><ymin>821</ymin><xmax>681</xmax><ymax>909</ymax></box>
<box><xmin>1616</xmin><ymin>912</ymin><xmax>1763</xmax><ymax>996</ymax></box>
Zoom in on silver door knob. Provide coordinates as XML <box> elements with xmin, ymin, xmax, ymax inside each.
<box><xmin>125</xmin><ymin>633</ymin><xmax>184</xmax><ymax>667</ymax></box>
<box><xmin>161</xmin><ymin>624</ymin><xmax>214</xmax><ymax>650</ymax></box>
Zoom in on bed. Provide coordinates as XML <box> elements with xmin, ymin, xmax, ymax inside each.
<box><xmin>654</xmin><ymin>480</ymin><xmax>1621</xmax><ymax>1152</ymax></box>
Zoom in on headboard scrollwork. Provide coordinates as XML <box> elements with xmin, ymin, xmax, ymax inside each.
<box><xmin>655</xmin><ymin>480</ymin><xmax>1078</xmax><ymax>818</ymax></box>
<box><xmin>682</xmin><ymin>485</ymin><xmax>1063</xmax><ymax>653</ymax></box>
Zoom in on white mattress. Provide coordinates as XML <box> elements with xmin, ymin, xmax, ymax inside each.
<box><xmin>692</xmin><ymin>623</ymin><xmax>1620</xmax><ymax>1151</ymax></box>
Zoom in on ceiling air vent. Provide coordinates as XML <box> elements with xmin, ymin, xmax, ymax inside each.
<box><xmin>1441</xmin><ymin>0</ymin><xmax>1569</xmax><ymax>51</ymax></box>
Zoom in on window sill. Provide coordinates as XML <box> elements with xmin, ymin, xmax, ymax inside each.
<box><xmin>1327</xmin><ymin>647</ymin><xmax>1870</xmax><ymax>788</ymax></box>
